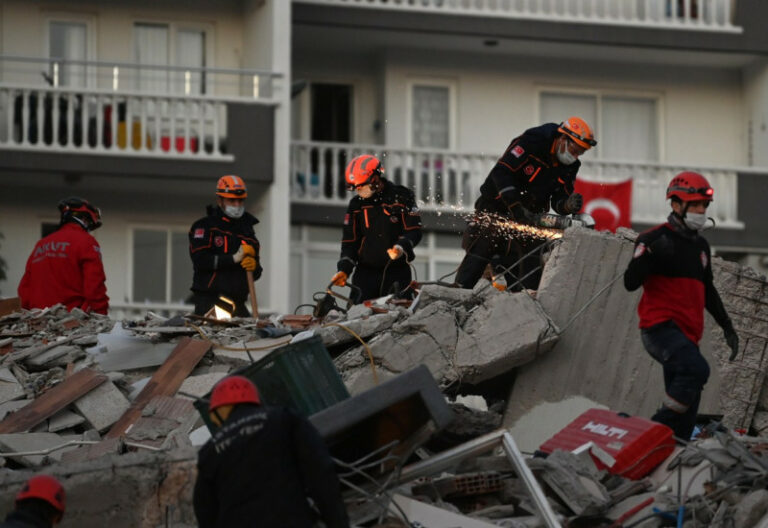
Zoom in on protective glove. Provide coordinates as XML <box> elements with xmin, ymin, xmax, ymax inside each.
<box><xmin>241</xmin><ymin>256</ymin><xmax>258</xmax><ymax>272</ymax></box>
<box><xmin>649</xmin><ymin>234</ymin><xmax>674</xmax><ymax>259</ymax></box>
<box><xmin>387</xmin><ymin>245</ymin><xmax>404</xmax><ymax>260</ymax></box>
<box><xmin>725</xmin><ymin>328</ymin><xmax>739</xmax><ymax>361</ymax></box>
<box><xmin>331</xmin><ymin>271</ymin><xmax>348</xmax><ymax>287</ymax></box>
<box><xmin>508</xmin><ymin>202</ymin><xmax>534</xmax><ymax>224</ymax></box>
<box><xmin>241</xmin><ymin>244</ymin><xmax>256</xmax><ymax>257</ymax></box>
<box><xmin>492</xmin><ymin>280</ymin><xmax>506</xmax><ymax>291</ymax></box>
<box><xmin>564</xmin><ymin>193</ymin><xmax>583</xmax><ymax>214</ymax></box>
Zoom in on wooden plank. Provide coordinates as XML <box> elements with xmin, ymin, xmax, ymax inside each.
<box><xmin>106</xmin><ymin>337</ymin><xmax>210</xmax><ymax>439</ymax></box>
<box><xmin>0</xmin><ymin>298</ymin><xmax>21</xmax><ymax>317</ymax></box>
<box><xmin>0</xmin><ymin>368</ymin><xmax>107</xmax><ymax>434</ymax></box>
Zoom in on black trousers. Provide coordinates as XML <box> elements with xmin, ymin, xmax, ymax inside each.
<box><xmin>455</xmin><ymin>218</ymin><xmax>544</xmax><ymax>290</ymax></box>
<box><xmin>192</xmin><ymin>292</ymin><xmax>251</xmax><ymax>317</ymax></box>
<box><xmin>351</xmin><ymin>262</ymin><xmax>412</xmax><ymax>304</ymax></box>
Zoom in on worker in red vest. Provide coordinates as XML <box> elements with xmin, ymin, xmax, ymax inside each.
<box><xmin>0</xmin><ymin>475</ymin><xmax>66</xmax><ymax>527</ymax></box>
<box><xmin>18</xmin><ymin>198</ymin><xmax>108</xmax><ymax>314</ymax></box>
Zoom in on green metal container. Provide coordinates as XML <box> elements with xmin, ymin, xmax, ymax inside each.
<box><xmin>195</xmin><ymin>335</ymin><xmax>350</xmax><ymax>432</ymax></box>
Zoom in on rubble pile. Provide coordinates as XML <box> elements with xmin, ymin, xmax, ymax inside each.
<box><xmin>0</xmin><ymin>227</ymin><xmax>767</xmax><ymax>527</ymax></box>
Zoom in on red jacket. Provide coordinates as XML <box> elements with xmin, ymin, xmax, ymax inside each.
<box><xmin>18</xmin><ymin>223</ymin><xmax>109</xmax><ymax>314</ymax></box>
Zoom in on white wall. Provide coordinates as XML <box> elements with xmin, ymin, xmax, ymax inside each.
<box><xmin>744</xmin><ymin>58</ymin><xmax>768</xmax><ymax>167</ymax></box>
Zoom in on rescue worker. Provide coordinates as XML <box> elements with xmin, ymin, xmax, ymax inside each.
<box><xmin>18</xmin><ymin>197</ymin><xmax>108</xmax><ymax>314</ymax></box>
<box><xmin>330</xmin><ymin>155</ymin><xmax>422</xmax><ymax>303</ymax></box>
<box><xmin>189</xmin><ymin>175</ymin><xmax>260</xmax><ymax>317</ymax></box>
<box><xmin>455</xmin><ymin>117</ymin><xmax>595</xmax><ymax>290</ymax></box>
<box><xmin>0</xmin><ymin>475</ymin><xmax>66</xmax><ymax>527</ymax></box>
<box><xmin>193</xmin><ymin>376</ymin><xmax>350</xmax><ymax>528</ymax></box>
<box><xmin>624</xmin><ymin>172</ymin><xmax>739</xmax><ymax>441</ymax></box>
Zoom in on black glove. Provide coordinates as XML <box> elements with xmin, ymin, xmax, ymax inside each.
<box><xmin>724</xmin><ymin>328</ymin><xmax>739</xmax><ymax>361</ymax></box>
<box><xmin>508</xmin><ymin>202</ymin><xmax>534</xmax><ymax>224</ymax></box>
<box><xmin>564</xmin><ymin>193</ymin><xmax>583</xmax><ymax>214</ymax></box>
<box><xmin>649</xmin><ymin>234</ymin><xmax>674</xmax><ymax>259</ymax></box>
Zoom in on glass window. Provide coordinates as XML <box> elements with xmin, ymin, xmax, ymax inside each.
<box><xmin>49</xmin><ymin>21</ymin><xmax>87</xmax><ymax>87</ymax></box>
<box><xmin>412</xmin><ymin>85</ymin><xmax>450</xmax><ymax>149</ymax></box>
<box><xmin>307</xmin><ymin>225</ymin><xmax>342</xmax><ymax>244</ymax></box>
<box><xmin>176</xmin><ymin>29</ymin><xmax>205</xmax><ymax>95</ymax></box>
<box><xmin>307</xmin><ymin>251</ymin><xmax>339</xmax><ymax>297</ymax></box>
<box><xmin>133</xmin><ymin>230</ymin><xmax>167</xmax><ymax>303</ymax></box>
<box><xmin>602</xmin><ymin>96</ymin><xmax>657</xmax><ymax>161</ymax></box>
<box><xmin>540</xmin><ymin>92</ymin><xmax>597</xmax><ymax>135</ymax></box>
<box><xmin>135</xmin><ymin>23</ymin><xmax>170</xmax><ymax>93</ymax></box>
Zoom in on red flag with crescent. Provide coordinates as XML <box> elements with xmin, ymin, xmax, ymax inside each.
<box><xmin>574</xmin><ymin>178</ymin><xmax>632</xmax><ymax>232</ymax></box>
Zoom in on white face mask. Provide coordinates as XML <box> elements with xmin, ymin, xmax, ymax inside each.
<box><xmin>683</xmin><ymin>212</ymin><xmax>708</xmax><ymax>231</ymax></box>
<box><xmin>224</xmin><ymin>205</ymin><xmax>245</xmax><ymax>219</ymax></box>
<box><xmin>557</xmin><ymin>140</ymin><xmax>577</xmax><ymax>165</ymax></box>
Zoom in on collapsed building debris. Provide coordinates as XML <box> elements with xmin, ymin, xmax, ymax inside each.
<box><xmin>0</xmin><ymin>227</ymin><xmax>767</xmax><ymax>526</ymax></box>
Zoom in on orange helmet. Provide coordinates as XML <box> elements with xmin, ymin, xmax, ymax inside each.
<box><xmin>558</xmin><ymin>117</ymin><xmax>597</xmax><ymax>150</ymax></box>
<box><xmin>216</xmin><ymin>175</ymin><xmax>247</xmax><ymax>199</ymax></box>
<box><xmin>345</xmin><ymin>155</ymin><xmax>383</xmax><ymax>189</ymax></box>
<box><xmin>16</xmin><ymin>475</ymin><xmax>66</xmax><ymax>514</ymax></box>
<box><xmin>209</xmin><ymin>376</ymin><xmax>260</xmax><ymax>411</ymax></box>
<box><xmin>666</xmin><ymin>172</ymin><xmax>714</xmax><ymax>202</ymax></box>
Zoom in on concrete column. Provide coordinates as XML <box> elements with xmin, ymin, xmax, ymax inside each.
<box><xmin>744</xmin><ymin>59</ymin><xmax>768</xmax><ymax>167</ymax></box>
<box><xmin>243</xmin><ymin>0</ymin><xmax>292</xmax><ymax>314</ymax></box>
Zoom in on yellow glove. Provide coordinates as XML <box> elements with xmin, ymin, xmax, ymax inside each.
<box><xmin>241</xmin><ymin>256</ymin><xmax>258</xmax><ymax>272</ymax></box>
<box><xmin>492</xmin><ymin>281</ymin><xmax>506</xmax><ymax>291</ymax></box>
<box><xmin>387</xmin><ymin>245</ymin><xmax>404</xmax><ymax>260</ymax></box>
<box><xmin>241</xmin><ymin>244</ymin><xmax>256</xmax><ymax>257</ymax></box>
<box><xmin>331</xmin><ymin>271</ymin><xmax>348</xmax><ymax>287</ymax></box>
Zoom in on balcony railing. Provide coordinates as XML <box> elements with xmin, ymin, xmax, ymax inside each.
<box><xmin>290</xmin><ymin>140</ymin><xmax>744</xmax><ymax>228</ymax></box>
<box><xmin>296</xmin><ymin>0</ymin><xmax>741</xmax><ymax>32</ymax></box>
<box><xmin>0</xmin><ymin>56</ymin><xmax>281</xmax><ymax>159</ymax></box>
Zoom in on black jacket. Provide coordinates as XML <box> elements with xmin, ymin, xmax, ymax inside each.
<box><xmin>189</xmin><ymin>206</ymin><xmax>261</xmax><ymax>302</ymax></box>
<box><xmin>479</xmin><ymin>123</ymin><xmax>580</xmax><ymax>219</ymax></box>
<box><xmin>0</xmin><ymin>510</ymin><xmax>52</xmax><ymax>528</ymax></box>
<box><xmin>624</xmin><ymin>213</ymin><xmax>732</xmax><ymax>344</ymax></box>
<box><xmin>337</xmin><ymin>178</ymin><xmax>422</xmax><ymax>274</ymax></box>
<box><xmin>193</xmin><ymin>405</ymin><xmax>349</xmax><ymax>528</ymax></box>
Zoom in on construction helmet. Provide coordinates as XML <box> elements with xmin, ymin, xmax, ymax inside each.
<box><xmin>58</xmin><ymin>197</ymin><xmax>102</xmax><ymax>231</ymax></box>
<box><xmin>16</xmin><ymin>475</ymin><xmax>66</xmax><ymax>514</ymax></box>
<box><xmin>666</xmin><ymin>171</ymin><xmax>714</xmax><ymax>202</ymax></box>
<box><xmin>216</xmin><ymin>175</ymin><xmax>247</xmax><ymax>199</ymax></box>
<box><xmin>209</xmin><ymin>376</ymin><xmax>260</xmax><ymax>411</ymax></box>
<box><xmin>345</xmin><ymin>155</ymin><xmax>383</xmax><ymax>189</ymax></box>
<box><xmin>558</xmin><ymin>117</ymin><xmax>597</xmax><ymax>150</ymax></box>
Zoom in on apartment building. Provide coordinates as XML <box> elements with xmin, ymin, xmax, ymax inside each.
<box><xmin>1</xmin><ymin>1</ymin><xmax>767</xmax><ymax>317</ymax></box>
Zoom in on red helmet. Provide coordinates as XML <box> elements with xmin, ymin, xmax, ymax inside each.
<box><xmin>216</xmin><ymin>175</ymin><xmax>247</xmax><ymax>199</ymax></box>
<box><xmin>345</xmin><ymin>155</ymin><xmax>383</xmax><ymax>188</ymax></box>
<box><xmin>209</xmin><ymin>376</ymin><xmax>260</xmax><ymax>411</ymax></box>
<box><xmin>666</xmin><ymin>172</ymin><xmax>714</xmax><ymax>202</ymax></box>
<box><xmin>16</xmin><ymin>475</ymin><xmax>66</xmax><ymax>514</ymax></box>
<box><xmin>558</xmin><ymin>117</ymin><xmax>597</xmax><ymax>150</ymax></box>
<box><xmin>58</xmin><ymin>197</ymin><xmax>102</xmax><ymax>230</ymax></box>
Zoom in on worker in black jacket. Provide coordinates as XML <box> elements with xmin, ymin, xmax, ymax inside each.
<box><xmin>0</xmin><ymin>475</ymin><xmax>66</xmax><ymax>527</ymax></box>
<box><xmin>330</xmin><ymin>155</ymin><xmax>422</xmax><ymax>303</ymax></box>
<box><xmin>189</xmin><ymin>175</ymin><xmax>261</xmax><ymax>317</ymax></box>
<box><xmin>455</xmin><ymin>117</ymin><xmax>595</xmax><ymax>290</ymax></box>
<box><xmin>624</xmin><ymin>172</ymin><xmax>739</xmax><ymax>441</ymax></box>
<box><xmin>193</xmin><ymin>376</ymin><xmax>349</xmax><ymax>528</ymax></box>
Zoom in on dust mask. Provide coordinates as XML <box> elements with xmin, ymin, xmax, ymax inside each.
<box><xmin>683</xmin><ymin>212</ymin><xmax>708</xmax><ymax>231</ymax></box>
<box><xmin>557</xmin><ymin>140</ymin><xmax>577</xmax><ymax>165</ymax></box>
<box><xmin>224</xmin><ymin>205</ymin><xmax>245</xmax><ymax>219</ymax></box>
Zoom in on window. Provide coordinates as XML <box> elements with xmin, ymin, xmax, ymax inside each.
<box><xmin>410</xmin><ymin>84</ymin><xmax>452</xmax><ymax>149</ymax></box>
<box><xmin>540</xmin><ymin>90</ymin><xmax>660</xmax><ymax>161</ymax></box>
<box><xmin>48</xmin><ymin>21</ymin><xmax>87</xmax><ymax>87</ymax></box>
<box><xmin>134</xmin><ymin>23</ymin><xmax>207</xmax><ymax>94</ymax></box>
<box><xmin>131</xmin><ymin>228</ymin><xmax>192</xmax><ymax>304</ymax></box>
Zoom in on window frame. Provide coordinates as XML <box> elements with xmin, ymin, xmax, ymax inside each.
<box><xmin>127</xmin><ymin>225</ymin><xmax>191</xmax><ymax>305</ymax></box>
<box><xmin>406</xmin><ymin>77</ymin><xmax>458</xmax><ymax>151</ymax></box>
<box><xmin>42</xmin><ymin>12</ymin><xmax>98</xmax><ymax>88</ymax></box>
<box><xmin>535</xmin><ymin>85</ymin><xmax>665</xmax><ymax>162</ymax></box>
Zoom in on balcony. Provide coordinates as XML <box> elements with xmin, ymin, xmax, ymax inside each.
<box><xmin>0</xmin><ymin>56</ymin><xmax>281</xmax><ymax>161</ymax></box>
<box><xmin>290</xmin><ymin>140</ymin><xmax>744</xmax><ymax>228</ymax></box>
<box><xmin>296</xmin><ymin>0</ymin><xmax>740</xmax><ymax>32</ymax></box>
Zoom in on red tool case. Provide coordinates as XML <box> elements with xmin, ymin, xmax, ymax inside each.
<box><xmin>538</xmin><ymin>408</ymin><xmax>675</xmax><ymax>479</ymax></box>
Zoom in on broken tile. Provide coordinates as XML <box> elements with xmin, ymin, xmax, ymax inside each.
<box><xmin>73</xmin><ymin>380</ymin><xmax>131</xmax><ymax>432</ymax></box>
<box><xmin>47</xmin><ymin>409</ymin><xmax>86</xmax><ymax>433</ymax></box>
<box><xmin>0</xmin><ymin>367</ymin><xmax>25</xmax><ymax>405</ymax></box>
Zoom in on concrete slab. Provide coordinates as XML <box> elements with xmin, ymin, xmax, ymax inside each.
<box><xmin>212</xmin><ymin>337</ymin><xmax>288</xmax><ymax>366</ymax></box>
<box><xmin>94</xmin><ymin>342</ymin><xmax>176</xmax><ymax>371</ymax></box>
<box><xmin>0</xmin><ymin>432</ymin><xmax>78</xmax><ymax>466</ymax></box>
<box><xmin>47</xmin><ymin>409</ymin><xmax>86</xmax><ymax>433</ymax></box>
<box><xmin>315</xmin><ymin>312</ymin><xmax>402</xmax><ymax>348</ymax></box>
<box><xmin>0</xmin><ymin>368</ymin><xmax>25</xmax><ymax>406</ymax></box>
<box><xmin>178</xmin><ymin>372</ymin><xmax>227</xmax><ymax>399</ymax></box>
<box><xmin>73</xmin><ymin>380</ymin><xmax>131</xmax><ymax>432</ymax></box>
<box><xmin>25</xmin><ymin>345</ymin><xmax>81</xmax><ymax>368</ymax></box>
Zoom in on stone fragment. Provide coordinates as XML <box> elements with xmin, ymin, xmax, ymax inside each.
<box><xmin>0</xmin><ymin>368</ymin><xmax>25</xmax><ymax>405</ymax></box>
<box><xmin>73</xmin><ymin>380</ymin><xmax>131</xmax><ymax>432</ymax></box>
<box><xmin>733</xmin><ymin>489</ymin><xmax>768</xmax><ymax>528</ymax></box>
<box><xmin>26</xmin><ymin>345</ymin><xmax>82</xmax><ymax>369</ymax></box>
<box><xmin>316</xmin><ymin>311</ymin><xmax>402</xmax><ymax>348</ymax></box>
<box><xmin>47</xmin><ymin>409</ymin><xmax>87</xmax><ymax>433</ymax></box>
<box><xmin>415</xmin><ymin>284</ymin><xmax>477</xmax><ymax>309</ymax></box>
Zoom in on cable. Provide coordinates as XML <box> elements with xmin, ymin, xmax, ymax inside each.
<box><xmin>322</xmin><ymin>322</ymin><xmax>379</xmax><ymax>385</ymax></box>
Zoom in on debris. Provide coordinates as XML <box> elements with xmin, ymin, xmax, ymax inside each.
<box><xmin>72</xmin><ymin>380</ymin><xmax>131</xmax><ymax>432</ymax></box>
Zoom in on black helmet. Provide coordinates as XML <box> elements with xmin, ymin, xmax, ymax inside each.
<box><xmin>58</xmin><ymin>197</ymin><xmax>102</xmax><ymax>231</ymax></box>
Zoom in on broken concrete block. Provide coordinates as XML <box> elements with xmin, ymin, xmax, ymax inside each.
<box><xmin>528</xmin><ymin>450</ymin><xmax>610</xmax><ymax>516</ymax></box>
<box><xmin>0</xmin><ymin>400</ymin><xmax>31</xmax><ymax>421</ymax></box>
<box><xmin>414</xmin><ymin>284</ymin><xmax>477</xmax><ymax>310</ymax></box>
<box><xmin>212</xmin><ymin>336</ymin><xmax>287</xmax><ymax>366</ymax></box>
<box><xmin>25</xmin><ymin>344</ymin><xmax>82</xmax><ymax>369</ymax></box>
<box><xmin>127</xmin><ymin>396</ymin><xmax>199</xmax><ymax>446</ymax></box>
<box><xmin>0</xmin><ymin>368</ymin><xmax>25</xmax><ymax>406</ymax></box>
<box><xmin>73</xmin><ymin>380</ymin><xmax>131</xmax><ymax>432</ymax></box>
<box><xmin>178</xmin><ymin>372</ymin><xmax>227</xmax><ymax>399</ymax></box>
<box><xmin>733</xmin><ymin>489</ymin><xmax>768</xmax><ymax>527</ymax></box>
<box><xmin>0</xmin><ymin>432</ymin><xmax>79</xmax><ymax>466</ymax></box>
<box><xmin>94</xmin><ymin>342</ymin><xmax>175</xmax><ymax>371</ymax></box>
<box><xmin>454</xmin><ymin>291</ymin><xmax>559</xmax><ymax>384</ymax></box>
<box><xmin>316</xmin><ymin>311</ymin><xmax>402</xmax><ymax>348</ymax></box>
<box><xmin>47</xmin><ymin>409</ymin><xmax>86</xmax><ymax>433</ymax></box>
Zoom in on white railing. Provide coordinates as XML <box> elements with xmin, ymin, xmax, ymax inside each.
<box><xmin>290</xmin><ymin>141</ymin><xmax>744</xmax><ymax>228</ymax></box>
<box><xmin>297</xmin><ymin>0</ymin><xmax>740</xmax><ymax>32</ymax></box>
<box><xmin>0</xmin><ymin>85</ymin><xmax>232</xmax><ymax>159</ymax></box>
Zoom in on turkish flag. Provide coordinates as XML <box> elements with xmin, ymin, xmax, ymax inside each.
<box><xmin>574</xmin><ymin>178</ymin><xmax>632</xmax><ymax>232</ymax></box>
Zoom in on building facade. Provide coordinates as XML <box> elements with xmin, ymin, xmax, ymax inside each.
<box><xmin>1</xmin><ymin>0</ymin><xmax>767</xmax><ymax>317</ymax></box>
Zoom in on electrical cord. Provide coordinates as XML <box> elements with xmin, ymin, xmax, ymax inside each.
<box><xmin>322</xmin><ymin>322</ymin><xmax>379</xmax><ymax>385</ymax></box>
